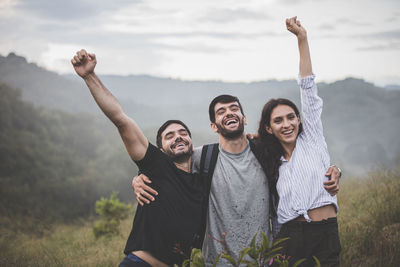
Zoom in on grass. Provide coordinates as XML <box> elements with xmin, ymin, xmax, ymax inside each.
<box><xmin>0</xmin><ymin>214</ymin><xmax>134</xmax><ymax>267</ymax></box>
<box><xmin>338</xmin><ymin>166</ymin><xmax>400</xmax><ymax>266</ymax></box>
<box><xmin>1</xmin><ymin>166</ymin><xmax>399</xmax><ymax>266</ymax></box>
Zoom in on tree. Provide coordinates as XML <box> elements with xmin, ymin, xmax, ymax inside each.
<box><xmin>93</xmin><ymin>192</ymin><xmax>131</xmax><ymax>238</ymax></box>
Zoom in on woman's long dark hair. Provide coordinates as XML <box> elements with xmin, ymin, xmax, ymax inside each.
<box><xmin>255</xmin><ymin>98</ymin><xmax>303</xmax><ymax>214</ymax></box>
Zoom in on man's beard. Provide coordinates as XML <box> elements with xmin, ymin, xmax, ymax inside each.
<box><xmin>216</xmin><ymin>117</ymin><xmax>245</xmax><ymax>140</ymax></box>
<box><xmin>165</xmin><ymin>140</ymin><xmax>194</xmax><ymax>163</ymax></box>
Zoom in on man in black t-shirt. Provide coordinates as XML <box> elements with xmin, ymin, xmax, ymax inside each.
<box><xmin>71</xmin><ymin>50</ymin><xmax>205</xmax><ymax>267</ymax></box>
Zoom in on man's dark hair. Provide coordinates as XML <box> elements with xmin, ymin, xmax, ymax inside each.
<box><xmin>156</xmin><ymin>120</ymin><xmax>192</xmax><ymax>148</ymax></box>
<box><xmin>208</xmin><ymin>94</ymin><xmax>245</xmax><ymax>123</ymax></box>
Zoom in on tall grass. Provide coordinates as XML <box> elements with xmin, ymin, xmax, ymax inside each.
<box><xmin>338</xmin><ymin>166</ymin><xmax>400</xmax><ymax>266</ymax></box>
<box><xmin>0</xmin><ymin>215</ymin><xmax>133</xmax><ymax>267</ymax></box>
<box><xmin>1</xmin><ymin>166</ymin><xmax>399</xmax><ymax>266</ymax></box>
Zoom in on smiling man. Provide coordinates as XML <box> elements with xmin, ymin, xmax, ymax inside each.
<box><xmin>71</xmin><ymin>49</ymin><xmax>206</xmax><ymax>267</ymax></box>
<box><xmin>196</xmin><ymin>94</ymin><xmax>272</xmax><ymax>265</ymax></box>
<box><xmin>210</xmin><ymin>95</ymin><xmax>246</xmax><ymax>140</ymax></box>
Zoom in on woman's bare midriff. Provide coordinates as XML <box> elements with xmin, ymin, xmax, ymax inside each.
<box><xmin>296</xmin><ymin>204</ymin><xmax>337</xmax><ymax>221</ymax></box>
<box><xmin>132</xmin><ymin>251</ymin><xmax>169</xmax><ymax>267</ymax></box>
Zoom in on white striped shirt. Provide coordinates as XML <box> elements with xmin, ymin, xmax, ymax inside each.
<box><xmin>276</xmin><ymin>74</ymin><xmax>338</xmax><ymax>224</ymax></box>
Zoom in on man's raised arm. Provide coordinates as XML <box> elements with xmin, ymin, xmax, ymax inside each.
<box><xmin>71</xmin><ymin>49</ymin><xmax>148</xmax><ymax>161</ymax></box>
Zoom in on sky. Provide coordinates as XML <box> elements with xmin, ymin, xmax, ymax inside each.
<box><xmin>0</xmin><ymin>0</ymin><xmax>399</xmax><ymax>86</ymax></box>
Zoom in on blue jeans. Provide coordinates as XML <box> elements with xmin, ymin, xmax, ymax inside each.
<box><xmin>118</xmin><ymin>254</ymin><xmax>151</xmax><ymax>267</ymax></box>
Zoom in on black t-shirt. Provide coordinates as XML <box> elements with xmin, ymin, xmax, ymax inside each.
<box><xmin>124</xmin><ymin>143</ymin><xmax>206</xmax><ymax>266</ymax></box>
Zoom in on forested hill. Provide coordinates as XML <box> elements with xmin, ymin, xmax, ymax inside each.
<box><xmin>0</xmin><ymin>84</ymin><xmax>138</xmax><ymax>223</ymax></box>
<box><xmin>1</xmin><ymin>52</ymin><xmax>399</xmax><ymax>174</ymax></box>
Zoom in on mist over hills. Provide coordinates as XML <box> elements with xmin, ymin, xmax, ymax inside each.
<box><xmin>1</xmin><ymin>52</ymin><xmax>399</xmax><ymax>174</ymax></box>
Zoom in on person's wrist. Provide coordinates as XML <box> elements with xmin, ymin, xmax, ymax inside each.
<box><xmin>297</xmin><ymin>31</ymin><xmax>307</xmax><ymax>41</ymax></box>
<box><xmin>82</xmin><ymin>71</ymin><xmax>95</xmax><ymax>80</ymax></box>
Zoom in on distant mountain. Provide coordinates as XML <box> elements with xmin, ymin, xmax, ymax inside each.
<box><xmin>385</xmin><ymin>84</ymin><xmax>400</xmax><ymax>90</ymax></box>
<box><xmin>0</xmin><ymin>53</ymin><xmax>98</xmax><ymax>113</ymax></box>
<box><xmin>1</xmin><ymin>53</ymin><xmax>399</xmax><ymax>174</ymax></box>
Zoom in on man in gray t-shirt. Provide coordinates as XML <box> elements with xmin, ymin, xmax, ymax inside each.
<box><xmin>197</xmin><ymin>94</ymin><xmax>270</xmax><ymax>266</ymax></box>
<box><xmin>192</xmin><ymin>143</ymin><xmax>270</xmax><ymax>266</ymax></box>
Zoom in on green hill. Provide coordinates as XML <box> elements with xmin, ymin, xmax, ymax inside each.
<box><xmin>0</xmin><ymin>83</ymin><xmax>137</xmax><ymax>223</ymax></box>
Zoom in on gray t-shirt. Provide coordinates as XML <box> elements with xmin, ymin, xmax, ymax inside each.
<box><xmin>192</xmin><ymin>142</ymin><xmax>271</xmax><ymax>266</ymax></box>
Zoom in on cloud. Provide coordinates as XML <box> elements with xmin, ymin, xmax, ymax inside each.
<box><xmin>386</xmin><ymin>17</ymin><xmax>398</xmax><ymax>23</ymax></box>
<box><xmin>277</xmin><ymin>0</ymin><xmax>330</xmax><ymax>4</ymax></box>
<box><xmin>317</xmin><ymin>23</ymin><xmax>336</xmax><ymax>31</ymax></box>
<box><xmin>368</xmin><ymin>30</ymin><xmax>400</xmax><ymax>39</ymax></box>
<box><xmin>316</xmin><ymin>17</ymin><xmax>372</xmax><ymax>32</ymax></box>
<box><xmin>15</xmin><ymin>0</ymin><xmax>141</xmax><ymax>20</ymax></box>
<box><xmin>146</xmin><ymin>31</ymin><xmax>279</xmax><ymax>39</ymax></box>
<box><xmin>356</xmin><ymin>29</ymin><xmax>400</xmax><ymax>40</ymax></box>
<box><xmin>198</xmin><ymin>8</ymin><xmax>269</xmax><ymax>23</ymax></box>
<box><xmin>336</xmin><ymin>18</ymin><xmax>371</xmax><ymax>27</ymax></box>
<box><xmin>40</xmin><ymin>42</ymin><xmax>167</xmax><ymax>76</ymax></box>
<box><xmin>167</xmin><ymin>42</ymin><xmax>224</xmax><ymax>53</ymax></box>
<box><xmin>357</xmin><ymin>42</ymin><xmax>400</xmax><ymax>51</ymax></box>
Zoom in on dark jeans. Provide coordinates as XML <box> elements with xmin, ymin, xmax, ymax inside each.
<box><xmin>274</xmin><ymin>217</ymin><xmax>341</xmax><ymax>267</ymax></box>
<box><xmin>118</xmin><ymin>254</ymin><xmax>152</xmax><ymax>267</ymax></box>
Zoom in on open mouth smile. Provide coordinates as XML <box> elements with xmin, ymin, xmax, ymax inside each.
<box><xmin>223</xmin><ymin>117</ymin><xmax>239</xmax><ymax>127</ymax></box>
<box><xmin>282</xmin><ymin>129</ymin><xmax>294</xmax><ymax>136</ymax></box>
<box><xmin>171</xmin><ymin>140</ymin><xmax>188</xmax><ymax>149</ymax></box>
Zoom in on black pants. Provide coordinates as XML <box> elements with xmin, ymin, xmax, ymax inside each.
<box><xmin>118</xmin><ymin>254</ymin><xmax>152</xmax><ymax>267</ymax></box>
<box><xmin>274</xmin><ymin>217</ymin><xmax>341</xmax><ymax>267</ymax></box>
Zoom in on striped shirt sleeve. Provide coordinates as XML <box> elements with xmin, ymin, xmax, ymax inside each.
<box><xmin>298</xmin><ymin>74</ymin><xmax>326</xmax><ymax>148</ymax></box>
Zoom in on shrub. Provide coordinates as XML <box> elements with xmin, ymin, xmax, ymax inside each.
<box><xmin>93</xmin><ymin>192</ymin><xmax>131</xmax><ymax>238</ymax></box>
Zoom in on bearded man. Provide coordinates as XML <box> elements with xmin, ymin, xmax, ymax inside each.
<box><xmin>71</xmin><ymin>49</ymin><xmax>206</xmax><ymax>267</ymax></box>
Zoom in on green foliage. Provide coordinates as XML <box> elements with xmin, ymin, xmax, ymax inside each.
<box><xmin>93</xmin><ymin>220</ymin><xmax>120</xmax><ymax>238</ymax></box>
<box><xmin>95</xmin><ymin>192</ymin><xmax>131</xmax><ymax>222</ymax></box>
<box><xmin>93</xmin><ymin>192</ymin><xmax>131</xmax><ymax>238</ymax></box>
<box><xmin>174</xmin><ymin>232</ymin><xmax>317</xmax><ymax>267</ymax></box>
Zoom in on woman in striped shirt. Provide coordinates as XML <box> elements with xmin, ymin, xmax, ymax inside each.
<box><xmin>256</xmin><ymin>17</ymin><xmax>341</xmax><ymax>266</ymax></box>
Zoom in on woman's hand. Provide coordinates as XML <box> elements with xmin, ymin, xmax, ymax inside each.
<box><xmin>286</xmin><ymin>16</ymin><xmax>307</xmax><ymax>40</ymax></box>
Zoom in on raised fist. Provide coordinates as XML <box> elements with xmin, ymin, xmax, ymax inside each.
<box><xmin>71</xmin><ymin>49</ymin><xmax>97</xmax><ymax>78</ymax></box>
<box><xmin>286</xmin><ymin>16</ymin><xmax>307</xmax><ymax>39</ymax></box>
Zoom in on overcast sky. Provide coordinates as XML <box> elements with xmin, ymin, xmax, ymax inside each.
<box><xmin>1</xmin><ymin>0</ymin><xmax>399</xmax><ymax>85</ymax></box>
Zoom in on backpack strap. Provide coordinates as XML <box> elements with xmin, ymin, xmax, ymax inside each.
<box><xmin>196</xmin><ymin>143</ymin><xmax>219</xmax><ymax>247</ymax></box>
<box><xmin>200</xmin><ymin>143</ymin><xmax>220</xmax><ymax>189</ymax></box>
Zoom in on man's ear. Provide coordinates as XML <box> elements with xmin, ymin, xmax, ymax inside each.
<box><xmin>210</xmin><ymin>122</ymin><xmax>218</xmax><ymax>133</ymax></box>
<box><xmin>159</xmin><ymin>140</ymin><xmax>166</xmax><ymax>153</ymax></box>
<box><xmin>243</xmin><ymin>115</ymin><xmax>247</xmax><ymax>126</ymax></box>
